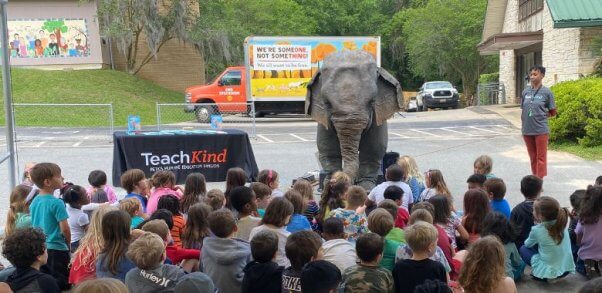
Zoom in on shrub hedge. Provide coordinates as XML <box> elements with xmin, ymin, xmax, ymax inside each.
<box><xmin>550</xmin><ymin>77</ymin><xmax>602</xmax><ymax>147</ymax></box>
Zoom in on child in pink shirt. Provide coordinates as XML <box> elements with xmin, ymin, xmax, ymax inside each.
<box><xmin>86</xmin><ymin>170</ymin><xmax>118</xmax><ymax>203</ymax></box>
<box><xmin>146</xmin><ymin>170</ymin><xmax>183</xmax><ymax>214</ymax></box>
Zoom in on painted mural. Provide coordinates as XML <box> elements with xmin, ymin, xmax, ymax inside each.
<box><xmin>8</xmin><ymin>19</ymin><xmax>90</xmax><ymax>58</ymax></box>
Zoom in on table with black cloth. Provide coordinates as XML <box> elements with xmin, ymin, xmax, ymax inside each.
<box><xmin>112</xmin><ymin>129</ymin><xmax>258</xmax><ymax>186</ymax></box>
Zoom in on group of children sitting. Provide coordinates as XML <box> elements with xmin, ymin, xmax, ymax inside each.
<box><xmin>0</xmin><ymin>155</ymin><xmax>601</xmax><ymax>293</ymax></box>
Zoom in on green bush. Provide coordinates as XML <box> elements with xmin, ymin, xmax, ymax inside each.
<box><xmin>550</xmin><ymin>77</ymin><xmax>602</xmax><ymax>147</ymax></box>
<box><xmin>479</xmin><ymin>72</ymin><xmax>499</xmax><ymax>84</ymax></box>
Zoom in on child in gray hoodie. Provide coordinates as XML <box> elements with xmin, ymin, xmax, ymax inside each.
<box><xmin>125</xmin><ymin>232</ymin><xmax>186</xmax><ymax>292</ymax></box>
<box><xmin>202</xmin><ymin>209</ymin><xmax>252</xmax><ymax>293</ymax></box>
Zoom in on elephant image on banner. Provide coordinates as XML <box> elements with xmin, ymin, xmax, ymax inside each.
<box><xmin>305</xmin><ymin>50</ymin><xmax>403</xmax><ymax>191</ymax></box>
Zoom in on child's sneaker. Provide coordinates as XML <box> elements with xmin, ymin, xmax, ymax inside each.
<box><xmin>584</xmin><ymin>259</ymin><xmax>601</xmax><ymax>279</ymax></box>
<box><xmin>546</xmin><ymin>271</ymin><xmax>569</xmax><ymax>284</ymax></box>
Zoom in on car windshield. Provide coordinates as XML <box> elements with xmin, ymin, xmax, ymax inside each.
<box><xmin>425</xmin><ymin>82</ymin><xmax>452</xmax><ymax>89</ymax></box>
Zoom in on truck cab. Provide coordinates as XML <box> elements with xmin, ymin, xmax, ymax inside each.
<box><xmin>185</xmin><ymin>66</ymin><xmax>247</xmax><ymax>122</ymax></box>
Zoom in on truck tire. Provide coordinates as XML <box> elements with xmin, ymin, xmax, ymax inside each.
<box><xmin>195</xmin><ymin>105</ymin><xmax>213</xmax><ymax>123</ymax></box>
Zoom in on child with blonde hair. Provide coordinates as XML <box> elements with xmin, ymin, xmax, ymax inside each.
<box><xmin>4</xmin><ymin>184</ymin><xmax>33</xmax><ymax>237</ymax></box>
<box><xmin>329</xmin><ymin>185</ymin><xmax>368</xmax><ymax>241</ymax></box>
<box><xmin>204</xmin><ymin>189</ymin><xmax>226</xmax><ymax>211</ymax></box>
<box><xmin>119</xmin><ymin>198</ymin><xmax>145</xmax><ymax>229</ymax></box>
<box><xmin>474</xmin><ymin>155</ymin><xmax>496</xmax><ymax>179</ymax></box>
<box><xmin>398</xmin><ymin>155</ymin><xmax>425</xmax><ymax>203</ymax></box>
<box><xmin>73</xmin><ymin>278</ymin><xmax>128</xmax><ymax>293</ymax></box>
<box><xmin>293</xmin><ymin>179</ymin><xmax>320</xmax><ymax>231</ymax></box>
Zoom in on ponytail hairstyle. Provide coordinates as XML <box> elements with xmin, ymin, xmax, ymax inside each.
<box><xmin>181</xmin><ymin>173</ymin><xmax>207</xmax><ymax>214</ymax></box>
<box><xmin>61</xmin><ymin>184</ymin><xmax>88</xmax><ymax>208</ymax></box>
<box><xmin>5</xmin><ymin>184</ymin><xmax>32</xmax><ymax>237</ymax></box>
<box><xmin>425</xmin><ymin>169</ymin><xmax>451</xmax><ymax>197</ymax></box>
<box><xmin>534</xmin><ymin>196</ymin><xmax>568</xmax><ymax>245</ymax></box>
<box><xmin>257</xmin><ymin>169</ymin><xmax>279</xmax><ymax>188</ymax></box>
<box><xmin>150</xmin><ymin>170</ymin><xmax>176</xmax><ymax>189</ymax></box>
<box><xmin>579</xmin><ymin>185</ymin><xmax>602</xmax><ymax>225</ymax></box>
<box><xmin>318</xmin><ymin>171</ymin><xmax>350</xmax><ymax>222</ymax></box>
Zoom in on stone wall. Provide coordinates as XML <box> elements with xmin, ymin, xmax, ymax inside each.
<box><xmin>541</xmin><ymin>3</ymin><xmax>581</xmax><ymax>85</ymax></box>
<box><xmin>578</xmin><ymin>27</ymin><xmax>602</xmax><ymax>75</ymax></box>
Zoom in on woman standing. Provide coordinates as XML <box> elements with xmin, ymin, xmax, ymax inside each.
<box><xmin>521</xmin><ymin>65</ymin><xmax>556</xmax><ymax>179</ymax></box>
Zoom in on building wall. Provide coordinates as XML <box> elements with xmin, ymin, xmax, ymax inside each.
<box><xmin>578</xmin><ymin>27</ymin><xmax>602</xmax><ymax>76</ymax></box>
<box><xmin>6</xmin><ymin>0</ymin><xmax>103</xmax><ymax>69</ymax></box>
<box><xmin>541</xmin><ymin>2</ymin><xmax>581</xmax><ymax>85</ymax></box>
<box><xmin>499</xmin><ymin>0</ymin><xmax>519</xmax><ymax>102</ymax></box>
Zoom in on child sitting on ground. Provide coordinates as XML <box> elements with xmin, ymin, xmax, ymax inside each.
<box><xmin>474</xmin><ymin>155</ymin><xmax>496</xmax><ymax>179</ymax></box>
<box><xmin>87</xmin><ymin>169</ymin><xmax>117</xmax><ymax>204</ymax></box>
<box><xmin>396</xmin><ymin>209</ymin><xmax>451</xmax><ymax>275</ymax></box>
<box><xmin>317</xmin><ymin>171</ymin><xmax>350</xmax><ymax>228</ymax></box>
<box><xmin>4</xmin><ymin>184</ymin><xmax>33</xmax><ymax>237</ymax></box>
<box><xmin>147</xmin><ymin>170</ymin><xmax>183</xmax><ymax>215</ymax></box>
<box><xmin>378</xmin><ymin>199</ymin><xmax>406</xmax><ymax>243</ymax></box>
<box><xmin>250</xmin><ymin>197</ymin><xmax>294</xmax><ymax>267</ymax></box>
<box><xmin>341</xmin><ymin>232</ymin><xmax>394</xmax><ymax>292</ymax></box>
<box><xmin>368</xmin><ymin>208</ymin><xmax>401</xmax><ymax>271</ymax></box>
<box><xmin>510</xmin><ymin>175</ymin><xmax>542</xmax><ymax>250</ymax></box>
<box><xmin>158</xmin><ymin>195</ymin><xmax>185</xmax><ymax>247</ymax></box>
<box><xmin>329</xmin><ymin>185</ymin><xmax>368</xmax><ymax>241</ymax></box>
<box><xmin>258</xmin><ymin>169</ymin><xmax>284</xmax><ymax>197</ymax></box>
<box><xmin>485</xmin><ymin>178</ymin><xmax>511</xmax><ymax>218</ymax></box>
<box><xmin>242</xmin><ymin>230</ymin><xmax>284</xmax><ymax>293</ymax></box>
<box><xmin>120</xmin><ymin>198</ymin><xmax>145</xmax><ymax>229</ymax></box>
<box><xmin>293</xmin><ymin>179</ymin><xmax>320</xmax><ymax>231</ymax></box>
<box><xmin>576</xmin><ymin>185</ymin><xmax>602</xmax><ymax>279</ymax></box>
<box><xmin>225</xmin><ymin>167</ymin><xmax>248</xmax><ymax>208</ymax></box>
<box><xmin>462</xmin><ymin>188</ymin><xmax>491</xmax><ymax>245</ymax></box>
<box><xmin>231</xmin><ymin>186</ymin><xmax>261</xmax><ymax>241</ymax></box>
<box><xmin>429</xmin><ymin>195</ymin><xmax>469</xmax><ymax>250</ymax></box>
<box><xmin>300</xmin><ymin>260</ymin><xmax>342</xmax><ymax>293</ymax></box>
<box><xmin>283</xmin><ymin>230</ymin><xmax>323</xmax><ymax>293</ymax></box>
<box><xmin>383</xmin><ymin>185</ymin><xmax>410</xmax><ymax>228</ymax></box>
<box><xmin>321</xmin><ymin>218</ymin><xmax>357</xmax><ymax>272</ymax></box>
<box><xmin>125</xmin><ymin>232</ymin><xmax>185</xmax><ymax>292</ymax></box>
<box><xmin>459</xmin><ymin>236</ymin><xmax>516</xmax><ymax>293</ymax></box>
<box><xmin>519</xmin><ymin>196</ymin><xmax>575</xmax><ymax>281</ymax></box>
<box><xmin>419</xmin><ymin>169</ymin><xmax>452</xmax><ymax>203</ymax></box>
<box><xmin>392</xmin><ymin>221</ymin><xmax>447</xmax><ymax>292</ymax></box>
<box><xmin>180</xmin><ymin>172</ymin><xmax>206</xmax><ymax>216</ymax></box>
<box><xmin>569</xmin><ymin>189</ymin><xmax>587</xmax><ymax>275</ymax></box>
<box><xmin>202</xmin><ymin>209</ymin><xmax>252</xmax><ymax>293</ymax></box>
<box><xmin>121</xmin><ymin>169</ymin><xmax>149</xmax><ymax>212</ymax></box>
<box><xmin>62</xmin><ymin>184</ymin><xmax>90</xmax><ymax>252</ymax></box>
<box><xmin>96</xmin><ymin>210</ymin><xmax>136</xmax><ymax>282</ymax></box>
<box><xmin>181</xmin><ymin>203</ymin><xmax>211</xmax><ymax>250</ymax></box>
<box><xmin>285</xmin><ymin>190</ymin><xmax>312</xmax><ymax>233</ymax></box>
<box><xmin>482</xmin><ymin>212</ymin><xmax>525</xmax><ymax>281</ymax></box>
<box><xmin>141</xmin><ymin>218</ymin><xmax>200</xmax><ymax>271</ymax></box>
<box><xmin>3</xmin><ymin>227</ymin><xmax>60</xmax><ymax>292</ymax></box>
<box><xmin>250</xmin><ymin>182</ymin><xmax>272</xmax><ymax>217</ymax></box>
<box><xmin>204</xmin><ymin>189</ymin><xmax>226</xmax><ymax>211</ymax></box>
<box><xmin>466</xmin><ymin>173</ymin><xmax>487</xmax><ymax>190</ymax></box>
<box><xmin>366</xmin><ymin>164</ymin><xmax>413</xmax><ymax>210</ymax></box>
<box><xmin>29</xmin><ymin>163</ymin><xmax>71</xmax><ymax>290</ymax></box>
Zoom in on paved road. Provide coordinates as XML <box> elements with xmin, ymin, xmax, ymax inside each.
<box><xmin>0</xmin><ymin>107</ymin><xmax>598</xmax><ymax>291</ymax></box>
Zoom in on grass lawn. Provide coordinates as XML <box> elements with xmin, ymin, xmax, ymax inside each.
<box><xmin>0</xmin><ymin>68</ymin><xmax>197</xmax><ymax>127</ymax></box>
<box><xmin>550</xmin><ymin>141</ymin><xmax>602</xmax><ymax>161</ymax></box>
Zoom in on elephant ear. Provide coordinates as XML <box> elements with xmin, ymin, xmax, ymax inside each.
<box><xmin>305</xmin><ymin>71</ymin><xmax>329</xmax><ymax>129</ymax></box>
<box><xmin>374</xmin><ymin>67</ymin><xmax>404</xmax><ymax>126</ymax></box>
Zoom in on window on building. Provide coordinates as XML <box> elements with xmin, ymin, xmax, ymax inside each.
<box><xmin>519</xmin><ymin>0</ymin><xmax>544</xmax><ymax>22</ymax></box>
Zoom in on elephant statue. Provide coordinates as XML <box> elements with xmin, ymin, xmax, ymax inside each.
<box><xmin>305</xmin><ymin>50</ymin><xmax>404</xmax><ymax>191</ymax></box>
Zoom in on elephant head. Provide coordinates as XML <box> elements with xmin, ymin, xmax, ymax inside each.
<box><xmin>305</xmin><ymin>50</ymin><xmax>403</xmax><ymax>181</ymax></box>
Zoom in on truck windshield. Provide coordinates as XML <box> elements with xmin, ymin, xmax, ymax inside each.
<box><xmin>425</xmin><ymin>82</ymin><xmax>452</xmax><ymax>89</ymax></box>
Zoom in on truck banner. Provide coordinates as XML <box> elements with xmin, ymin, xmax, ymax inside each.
<box><xmin>245</xmin><ymin>36</ymin><xmax>381</xmax><ymax>101</ymax></box>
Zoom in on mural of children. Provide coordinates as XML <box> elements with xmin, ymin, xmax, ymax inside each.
<box><xmin>19</xmin><ymin>37</ymin><xmax>28</xmax><ymax>57</ymax></box>
<box><xmin>12</xmin><ymin>33</ymin><xmax>20</xmax><ymax>56</ymax></box>
<box><xmin>9</xmin><ymin>42</ymin><xmax>18</xmax><ymax>57</ymax></box>
<box><xmin>38</xmin><ymin>30</ymin><xmax>49</xmax><ymax>49</ymax></box>
<box><xmin>68</xmin><ymin>42</ymin><xmax>77</xmax><ymax>57</ymax></box>
<box><xmin>34</xmin><ymin>39</ymin><xmax>44</xmax><ymax>57</ymax></box>
<box><xmin>48</xmin><ymin>33</ymin><xmax>58</xmax><ymax>55</ymax></box>
<box><xmin>75</xmin><ymin>38</ymin><xmax>87</xmax><ymax>56</ymax></box>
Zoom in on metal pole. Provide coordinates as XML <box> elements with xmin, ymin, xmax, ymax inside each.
<box><xmin>156</xmin><ymin>103</ymin><xmax>161</xmax><ymax>131</ymax></box>
<box><xmin>108</xmin><ymin>104</ymin><xmax>114</xmax><ymax>142</ymax></box>
<box><xmin>0</xmin><ymin>0</ymin><xmax>18</xmax><ymax>188</ymax></box>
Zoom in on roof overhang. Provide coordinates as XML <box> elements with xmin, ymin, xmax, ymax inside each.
<box><xmin>477</xmin><ymin>31</ymin><xmax>543</xmax><ymax>55</ymax></box>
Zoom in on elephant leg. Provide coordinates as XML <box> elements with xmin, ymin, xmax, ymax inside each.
<box><xmin>357</xmin><ymin>121</ymin><xmax>388</xmax><ymax>191</ymax></box>
<box><xmin>317</xmin><ymin>123</ymin><xmax>342</xmax><ymax>178</ymax></box>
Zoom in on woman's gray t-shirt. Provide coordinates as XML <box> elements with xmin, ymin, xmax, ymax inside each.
<box><xmin>521</xmin><ymin>86</ymin><xmax>556</xmax><ymax>135</ymax></box>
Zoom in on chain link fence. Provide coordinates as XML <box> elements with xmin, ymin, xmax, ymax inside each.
<box><xmin>156</xmin><ymin>103</ymin><xmax>256</xmax><ymax>137</ymax></box>
<box><xmin>11</xmin><ymin>103</ymin><xmax>114</xmax><ymax>141</ymax></box>
<box><xmin>477</xmin><ymin>82</ymin><xmax>506</xmax><ymax>106</ymax></box>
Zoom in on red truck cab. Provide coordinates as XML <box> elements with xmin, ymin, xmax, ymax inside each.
<box><xmin>185</xmin><ymin>66</ymin><xmax>248</xmax><ymax>122</ymax></box>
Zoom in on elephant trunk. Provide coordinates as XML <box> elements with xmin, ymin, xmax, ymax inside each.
<box><xmin>333</xmin><ymin>118</ymin><xmax>366</xmax><ymax>183</ymax></box>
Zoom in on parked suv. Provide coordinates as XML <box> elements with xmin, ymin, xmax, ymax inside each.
<box><xmin>416</xmin><ymin>81</ymin><xmax>459</xmax><ymax>111</ymax></box>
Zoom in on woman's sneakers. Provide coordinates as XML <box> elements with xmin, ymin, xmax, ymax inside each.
<box><xmin>584</xmin><ymin>259</ymin><xmax>602</xmax><ymax>279</ymax></box>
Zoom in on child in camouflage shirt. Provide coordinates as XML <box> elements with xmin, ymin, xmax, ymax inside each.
<box><xmin>340</xmin><ymin>233</ymin><xmax>394</xmax><ymax>293</ymax></box>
